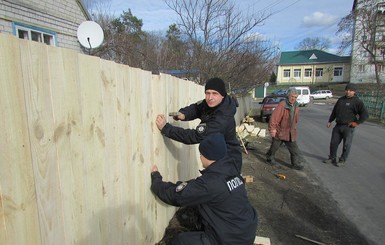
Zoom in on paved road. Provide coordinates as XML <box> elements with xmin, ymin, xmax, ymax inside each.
<box><xmin>297</xmin><ymin>100</ymin><xmax>385</xmax><ymax>245</ymax></box>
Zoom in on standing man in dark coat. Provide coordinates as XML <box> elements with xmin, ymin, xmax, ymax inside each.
<box><xmin>150</xmin><ymin>133</ymin><xmax>258</xmax><ymax>245</ymax></box>
<box><xmin>155</xmin><ymin>77</ymin><xmax>242</xmax><ymax>172</ymax></box>
<box><xmin>323</xmin><ymin>83</ymin><xmax>368</xmax><ymax>166</ymax></box>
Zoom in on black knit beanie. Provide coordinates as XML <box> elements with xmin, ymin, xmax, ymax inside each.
<box><xmin>345</xmin><ymin>83</ymin><xmax>356</xmax><ymax>91</ymax></box>
<box><xmin>199</xmin><ymin>133</ymin><xmax>227</xmax><ymax>161</ymax></box>
<box><xmin>205</xmin><ymin>77</ymin><xmax>227</xmax><ymax>96</ymax></box>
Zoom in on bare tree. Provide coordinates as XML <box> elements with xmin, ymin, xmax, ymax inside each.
<box><xmin>336</xmin><ymin>13</ymin><xmax>354</xmax><ymax>55</ymax></box>
<box><xmin>338</xmin><ymin>0</ymin><xmax>385</xmax><ymax>87</ymax></box>
<box><xmin>165</xmin><ymin>0</ymin><xmax>275</xmax><ymax>94</ymax></box>
<box><xmin>295</xmin><ymin>37</ymin><xmax>331</xmax><ymax>51</ymax></box>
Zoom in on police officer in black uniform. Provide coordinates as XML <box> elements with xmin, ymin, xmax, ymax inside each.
<box><xmin>155</xmin><ymin>77</ymin><xmax>242</xmax><ymax>172</ymax></box>
<box><xmin>323</xmin><ymin>83</ymin><xmax>369</xmax><ymax>166</ymax></box>
<box><xmin>150</xmin><ymin>133</ymin><xmax>258</xmax><ymax>245</ymax></box>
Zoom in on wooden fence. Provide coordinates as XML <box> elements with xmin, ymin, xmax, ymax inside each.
<box><xmin>0</xmin><ymin>33</ymin><xmax>251</xmax><ymax>245</ymax></box>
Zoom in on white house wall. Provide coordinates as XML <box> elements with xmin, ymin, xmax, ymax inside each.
<box><xmin>351</xmin><ymin>0</ymin><xmax>385</xmax><ymax>84</ymax></box>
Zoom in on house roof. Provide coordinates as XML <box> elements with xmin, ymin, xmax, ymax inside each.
<box><xmin>77</xmin><ymin>0</ymin><xmax>92</xmax><ymax>20</ymax></box>
<box><xmin>279</xmin><ymin>50</ymin><xmax>351</xmax><ymax>65</ymax></box>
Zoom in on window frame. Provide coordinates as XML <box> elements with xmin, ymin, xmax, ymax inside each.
<box><xmin>283</xmin><ymin>69</ymin><xmax>291</xmax><ymax>78</ymax></box>
<box><xmin>293</xmin><ymin>69</ymin><xmax>301</xmax><ymax>78</ymax></box>
<box><xmin>315</xmin><ymin>68</ymin><xmax>323</xmax><ymax>77</ymax></box>
<box><xmin>304</xmin><ymin>68</ymin><xmax>312</xmax><ymax>77</ymax></box>
<box><xmin>333</xmin><ymin>67</ymin><xmax>343</xmax><ymax>77</ymax></box>
<box><xmin>12</xmin><ymin>22</ymin><xmax>57</xmax><ymax>46</ymax></box>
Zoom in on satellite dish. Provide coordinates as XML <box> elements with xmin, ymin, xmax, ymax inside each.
<box><xmin>77</xmin><ymin>21</ymin><xmax>104</xmax><ymax>49</ymax></box>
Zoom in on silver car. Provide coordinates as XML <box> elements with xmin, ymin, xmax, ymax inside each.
<box><xmin>310</xmin><ymin>90</ymin><xmax>333</xmax><ymax>100</ymax></box>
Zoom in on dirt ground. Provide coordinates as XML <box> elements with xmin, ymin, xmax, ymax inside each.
<box><xmin>242</xmin><ymin>127</ymin><xmax>371</xmax><ymax>245</ymax></box>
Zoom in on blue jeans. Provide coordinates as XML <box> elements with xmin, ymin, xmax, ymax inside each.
<box><xmin>329</xmin><ymin>124</ymin><xmax>355</xmax><ymax>161</ymax></box>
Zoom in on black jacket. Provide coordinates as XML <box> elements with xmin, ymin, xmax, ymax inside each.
<box><xmin>328</xmin><ymin>95</ymin><xmax>368</xmax><ymax>125</ymax></box>
<box><xmin>161</xmin><ymin>96</ymin><xmax>242</xmax><ymax>172</ymax></box>
<box><xmin>151</xmin><ymin>156</ymin><xmax>258</xmax><ymax>245</ymax></box>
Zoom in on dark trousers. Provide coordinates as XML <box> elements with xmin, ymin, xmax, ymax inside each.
<box><xmin>266</xmin><ymin>138</ymin><xmax>301</xmax><ymax>165</ymax></box>
<box><xmin>329</xmin><ymin>124</ymin><xmax>355</xmax><ymax>161</ymax></box>
<box><xmin>172</xmin><ymin>232</ymin><xmax>212</xmax><ymax>245</ymax></box>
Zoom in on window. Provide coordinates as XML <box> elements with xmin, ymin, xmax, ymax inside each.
<box><xmin>315</xmin><ymin>68</ymin><xmax>323</xmax><ymax>77</ymax></box>
<box><xmin>334</xmin><ymin>67</ymin><xmax>343</xmax><ymax>77</ymax></box>
<box><xmin>304</xmin><ymin>68</ymin><xmax>312</xmax><ymax>77</ymax></box>
<box><xmin>13</xmin><ymin>22</ymin><xmax>56</xmax><ymax>46</ymax></box>
<box><xmin>358</xmin><ymin>65</ymin><xmax>365</xmax><ymax>73</ymax></box>
<box><xmin>294</xmin><ymin>69</ymin><xmax>301</xmax><ymax>78</ymax></box>
<box><xmin>283</xmin><ymin>69</ymin><xmax>290</xmax><ymax>78</ymax></box>
<box><xmin>378</xmin><ymin>64</ymin><xmax>385</xmax><ymax>73</ymax></box>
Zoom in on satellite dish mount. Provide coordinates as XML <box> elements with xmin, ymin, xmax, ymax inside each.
<box><xmin>77</xmin><ymin>21</ymin><xmax>104</xmax><ymax>54</ymax></box>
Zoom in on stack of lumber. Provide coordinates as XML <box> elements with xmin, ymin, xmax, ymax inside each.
<box><xmin>236</xmin><ymin>116</ymin><xmax>267</xmax><ymax>139</ymax></box>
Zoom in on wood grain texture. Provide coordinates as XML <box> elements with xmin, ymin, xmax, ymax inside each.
<box><xmin>0</xmin><ymin>33</ymin><xmax>210</xmax><ymax>245</ymax></box>
<box><xmin>0</xmin><ymin>35</ymin><xmax>41</xmax><ymax>245</ymax></box>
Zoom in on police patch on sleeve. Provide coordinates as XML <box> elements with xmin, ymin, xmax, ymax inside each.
<box><xmin>176</xmin><ymin>182</ymin><xmax>188</xmax><ymax>192</ymax></box>
<box><xmin>196</xmin><ymin>123</ymin><xmax>207</xmax><ymax>134</ymax></box>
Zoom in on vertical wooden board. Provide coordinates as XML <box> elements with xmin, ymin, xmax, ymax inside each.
<box><xmin>172</xmin><ymin>76</ymin><xmax>189</xmax><ymax>181</ymax></box>
<box><xmin>126</xmin><ymin>67</ymin><xmax>141</xmax><ymax>243</ymax></box>
<box><xmin>151</xmin><ymin>74</ymin><xmax>175</xmax><ymax>243</ymax></box>
<box><xmin>187</xmin><ymin>81</ymin><xmax>204</xmax><ymax>176</ymax></box>
<box><xmin>115</xmin><ymin>63</ymin><xmax>131</xmax><ymax>245</ymax></box>
<box><xmin>19</xmin><ymin>40</ymin><xmax>65</xmax><ymax>244</ymax></box>
<box><xmin>48</xmin><ymin>47</ymin><xmax>88</xmax><ymax>244</ymax></box>
<box><xmin>77</xmin><ymin>54</ymin><xmax>107</xmax><ymax>244</ymax></box>
<box><xmin>150</xmin><ymin>74</ymin><xmax>166</xmax><ymax>242</ymax></box>
<box><xmin>0</xmin><ymin>34</ymin><xmax>41</xmax><ymax>245</ymax></box>
<box><xmin>177</xmin><ymin>78</ymin><xmax>195</xmax><ymax>180</ymax></box>
<box><xmin>128</xmin><ymin>67</ymin><xmax>148</xmax><ymax>243</ymax></box>
<box><xmin>99</xmin><ymin>59</ymin><xmax>123</xmax><ymax>244</ymax></box>
<box><xmin>139</xmin><ymin>70</ymin><xmax>154</xmax><ymax>244</ymax></box>
<box><xmin>163</xmin><ymin>74</ymin><xmax>181</xmax><ymax>182</ymax></box>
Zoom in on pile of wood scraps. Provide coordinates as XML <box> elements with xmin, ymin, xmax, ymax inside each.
<box><xmin>236</xmin><ymin>116</ymin><xmax>268</xmax><ymax>154</ymax></box>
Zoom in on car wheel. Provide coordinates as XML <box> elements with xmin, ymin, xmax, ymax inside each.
<box><xmin>325</xmin><ymin>96</ymin><xmax>330</xmax><ymax>99</ymax></box>
<box><xmin>261</xmin><ymin>113</ymin><xmax>266</xmax><ymax>123</ymax></box>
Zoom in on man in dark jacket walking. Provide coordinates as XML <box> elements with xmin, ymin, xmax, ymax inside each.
<box><xmin>323</xmin><ymin>83</ymin><xmax>369</xmax><ymax>166</ymax></box>
<box><xmin>155</xmin><ymin>77</ymin><xmax>242</xmax><ymax>172</ymax></box>
<box><xmin>150</xmin><ymin>133</ymin><xmax>258</xmax><ymax>245</ymax></box>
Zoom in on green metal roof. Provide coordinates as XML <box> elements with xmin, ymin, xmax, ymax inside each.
<box><xmin>279</xmin><ymin>50</ymin><xmax>351</xmax><ymax>65</ymax></box>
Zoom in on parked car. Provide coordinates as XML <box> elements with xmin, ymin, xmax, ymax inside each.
<box><xmin>271</xmin><ymin>89</ymin><xmax>287</xmax><ymax>96</ymax></box>
<box><xmin>259</xmin><ymin>95</ymin><xmax>287</xmax><ymax>123</ymax></box>
<box><xmin>310</xmin><ymin>90</ymin><xmax>333</xmax><ymax>100</ymax></box>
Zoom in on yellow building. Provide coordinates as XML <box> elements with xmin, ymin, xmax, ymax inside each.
<box><xmin>276</xmin><ymin>50</ymin><xmax>351</xmax><ymax>85</ymax></box>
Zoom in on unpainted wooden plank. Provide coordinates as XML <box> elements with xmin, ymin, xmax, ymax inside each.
<box><xmin>99</xmin><ymin>58</ymin><xmax>125</xmax><ymax>244</ymax></box>
<box><xmin>19</xmin><ymin>38</ymin><xmax>66</xmax><ymax>244</ymax></box>
<box><xmin>48</xmin><ymin>46</ymin><xmax>88</xmax><ymax>244</ymax></box>
<box><xmin>115</xmin><ymin>63</ymin><xmax>132</xmax><ymax>245</ymax></box>
<box><xmin>77</xmin><ymin>54</ymin><xmax>107</xmax><ymax>244</ymax></box>
<box><xmin>0</xmin><ymin>34</ymin><xmax>41</xmax><ymax>245</ymax></box>
<box><xmin>151</xmin><ymin>73</ymin><xmax>178</xmax><ymax>243</ymax></box>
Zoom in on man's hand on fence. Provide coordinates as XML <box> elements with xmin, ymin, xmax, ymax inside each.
<box><xmin>156</xmin><ymin>115</ymin><xmax>167</xmax><ymax>130</ymax></box>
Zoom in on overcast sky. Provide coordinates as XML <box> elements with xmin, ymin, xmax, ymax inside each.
<box><xmin>102</xmin><ymin>0</ymin><xmax>354</xmax><ymax>54</ymax></box>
